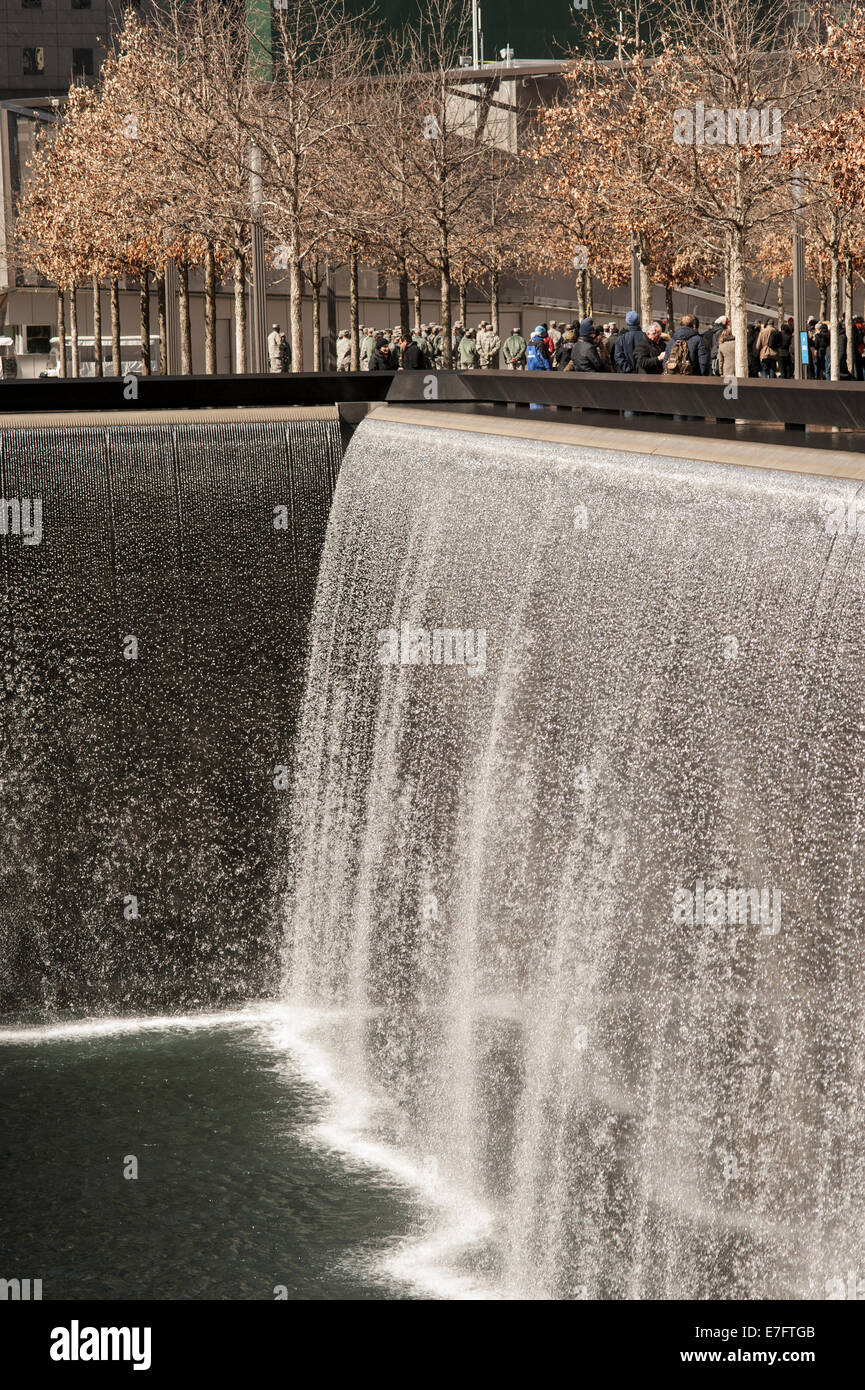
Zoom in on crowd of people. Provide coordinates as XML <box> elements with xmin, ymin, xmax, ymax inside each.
<box><xmin>329</xmin><ymin>311</ymin><xmax>865</xmax><ymax>379</ymax></box>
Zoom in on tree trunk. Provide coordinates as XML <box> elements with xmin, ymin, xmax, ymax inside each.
<box><xmin>586</xmin><ymin>273</ymin><xmax>593</xmax><ymax>318</ymax></box>
<box><xmin>69</xmin><ymin>284</ymin><xmax>79</xmax><ymax>378</ymax></box>
<box><xmin>349</xmin><ymin>238</ymin><xmax>359</xmax><ymax>370</ymax></box>
<box><xmin>576</xmin><ymin>271</ymin><xmax>586</xmax><ymax>322</ymax></box>
<box><xmin>233</xmin><ymin>249</ymin><xmax>246</xmax><ymax>374</ymax></box>
<box><xmin>845</xmin><ymin>255</ymin><xmax>854</xmax><ymax>376</ymax></box>
<box><xmin>398</xmin><ymin>256</ymin><xmax>410</xmax><ymax>335</ymax></box>
<box><xmin>777</xmin><ymin>280</ymin><xmax>784</xmax><ymax>323</ymax></box>
<box><xmin>204</xmin><ymin>243</ymin><xmax>216</xmax><ymax>375</ymax></box>
<box><xmin>139</xmin><ymin>269</ymin><xmax>151</xmax><ymax>375</ymax></box>
<box><xmin>311</xmin><ymin>260</ymin><xmax>321</xmax><ymax>372</ymax></box>
<box><xmin>730</xmin><ymin>227</ymin><xmax>748</xmax><ymax>378</ymax></box>
<box><xmin>440</xmin><ymin>238</ymin><xmax>453</xmax><ymax>369</ymax></box>
<box><xmin>56</xmin><ymin>288</ymin><xmax>67</xmax><ymax>377</ymax></box>
<box><xmin>490</xmin><ymin>268</ymin><xmax>500</xmax><ymax>336</ymax></box>
<box><xmin>830</xmin><ymin>251</ymin><xmax>841</xmax><ymax>381</ymax></box>
<box><xmin>110</xmin><ymin>276</ymin><xmax>121</xmax><ymax>376</ymax></box>
<box><xmin>157</xmin><ymin>270</ymin><xmax>167</xmax><ymax>375</ymax></box>
<box><xmin>818</xmin><ymin>276</ymin><xmax>827</xmax><ymax>322</ymax></box>
<box><xmin>414</xmin><ymin>282</ymin><xmax>422</xmax><ymax>334</ymax></box>
<box><xmin>458</xmin><ymin>278</ymin><xmax>467</xmax><ymax>327</ymax></box>
<box><xmin>178</xmin><ymin>259</ymin><xmax>192</xmax><ymax>375</ymax></box>
<box><xmin>665</xmin><ymin>284</ymin><xmax>674</xmax><ymax>333</ymax></box>
<box><xmin>638</xmin><ymin>240</ymin><xmax>652</xmax><ymax>328</ymax></box>
<box><xmin>724</xmin><ymin>241</ymin><xmax>732</xmax><ymax>320</ymax></box>
<box><xmin>289</xmin><ymin>249</ymin><xmax>303</xmax><ymax>372</ymax></box>
<box><xmin>92</xmin><ymin>277</ymin><xmax>102</xmax><ymax>377</ymax></box>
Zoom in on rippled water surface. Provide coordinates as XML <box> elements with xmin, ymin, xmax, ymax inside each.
<box><xmin>0</xmin><ymin>1010</ymin><xmax>425</xmax><ymax>1300</ymax></box>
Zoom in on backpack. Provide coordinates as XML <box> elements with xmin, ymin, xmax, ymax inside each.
<box><xmin>663</xmin><ymin>338</ymin><xmax>693</xmax><ymax>375</ymax></box>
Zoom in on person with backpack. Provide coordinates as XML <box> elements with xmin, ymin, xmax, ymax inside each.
<box><xmin>662</xmin><ymin>314</ymin><xmax>710</xmax><ymax>375</ymax></box>
<box><xmin>526</xmin><ymin>328</ymin><xmax>551</xmax><ymax>408</ymax></box>
<box><xmin>555</xmin><ymin>327</ymin><xmax>576</xmax><ymax>369</ymax></box>
<box><xmin>526</xmin><ymin>329</ymin><xmax>551</xmax><ymax>372</ymax></box>
<box><xmin>530</xmin><ymin>324</ymin><xmax>554</xmax><ymax>364</ymax></box>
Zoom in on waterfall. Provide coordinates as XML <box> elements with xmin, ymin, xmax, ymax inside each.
<box><xmin>0</xmin><ymin>409</ymin><xmax>341</xmax><ymax>1016</ymax></box>
<box><xmin>282</xmin><ymin>413</ymin><xmax>865</xmax><ymax>1299</ymax></box>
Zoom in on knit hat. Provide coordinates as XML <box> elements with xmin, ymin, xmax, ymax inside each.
<box><xmin>578</xmin><ymin>317</ymin><xmax>597</xmax><ymax>338</ymax></box>
<box><xmin>625</xmin><ymin>311</ymin><xmax>640</xmax><ymax>328</ymax></box>
<box><xmin>532</xmin><ymin>324</ymin><xmax>546</xmax><ymax>338</ymax></box>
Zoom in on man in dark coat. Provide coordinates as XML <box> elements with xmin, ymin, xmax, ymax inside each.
<box><xmin>399</xmin><ymin>332</ymin><xmax>427</xmax><ymax>370</ymax></box>
<box><xmin>571</xmin><ymin>318</ymin><xmax>611</xmax><ymax>372</ymax></box>
<box><xmin>661</xmin><ymin>315</ymin><xmax>711</xmax><ymax>374</ymax></box>
<box><xmin>613</xmin><ymin>311</ymin><xmax>643</xmax><ymax>373</ymax></box>
<box><xmin>634</xmin><ymin>321</ymin><xmax>665</xmax><ymax>373</ymax></box>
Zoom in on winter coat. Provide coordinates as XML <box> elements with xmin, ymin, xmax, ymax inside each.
<box><xmin>526</xmin><ymin>339</ymin><xmax>551</xmax><ymax>370</ymax></box>
<box><xmin>613</xmin><ymin>328</ymin><xmax>642</xmax><ymax>373</ymax></box>
<box><xmin>662</xmin><ymin>325</ymin><xmax>710</xmax><ymax>374</ymax></box>
<box><xmin>755</xmin><ymin>325</ymin><xmax>775</xmax><ymax>362</ymax></box>
<box><xmin>336</xmin><ymin>337</ymin><xmax>351</xmax><ymax>368</ymax></box>
<box><xmin>400</xmin><ymin>341</ymin><xmax>427</xmax><ymax>371</ymax></box>
<box><xmin>554</xmin><ymin>331</ymin><xmax>576</xmax><ymax>369</ymax></box>
<box><xmin>718</xmin><ymin>336</ymin><xmax>737</xmax><ymax>376</ymax></box>
<box><xmin>476</xmin><ymin>328</ymin><xmax>501</xmax><ymax>367</ymax></box>
<box><xmin>633</xmin><ymin>334</ymin><xmax>664</xmax><ymax>373</ymax></box>
<box><xmin>571</xmin><ymin>338</ymin><xmax>608</xmax><ymax>372</ymax></box>
<box><xmin>502</xmin><ymin>332</ymin><xmax>526</xmax><ymax>366</ymax></box>
<box><xmin>458</xmin><ymin>335</ymin><xmax>480</xmax><ymax>368</ymax></box>
<box><xmin>369</xmin><ymin>347</ymin><xmax>393</xmax><ymax>371</ymax></box>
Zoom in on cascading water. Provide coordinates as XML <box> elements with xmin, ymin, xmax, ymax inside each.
<box><xmin>0</xmin><ymin>409</ymin><xmax>341</xmax><ymax>1017</ymax></box>
<box><xmin>282</xmin><ymin>413</ymin><xmax>865</xmax><ymax>1300</ymax></box>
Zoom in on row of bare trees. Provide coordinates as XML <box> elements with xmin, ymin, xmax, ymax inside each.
<box><xmin>15</xmin><ymin>0</ymin><xmax>521</xmax><ymax>373</ymax></box>
<box><xmin>14</xmin><ymin>0</ymin><xmax>865</xmax><ymax>377</ymax></box>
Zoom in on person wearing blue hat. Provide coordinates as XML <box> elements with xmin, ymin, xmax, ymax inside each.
<box><xmin>526</xmin><ymin>328</ymin><xmax>551</xmax><ymax>373</ymax></box>
<box><xmin>614</xmin><ymin>311</ymin><xmax>648</xmax><ymax>374</ymax></box>
<box><xmin>526</xmin><ymin>327</ymin><xmax>551</xmax><ymax>408</ymax></box>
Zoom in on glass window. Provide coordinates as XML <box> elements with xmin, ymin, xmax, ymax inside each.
<box><xmin>22</xmin><ymin>48</ymin><xmax>45</xmax><ymax>75</ymax></box>
<box><xmin>72</xmin><ymin>48</ymin><xmax>93</xmax><ymax>76</ymax></box>
<box><xmin>26</xmin><ymin>325</ymin><xmax>52</xmax><ymax>354</ymax></box>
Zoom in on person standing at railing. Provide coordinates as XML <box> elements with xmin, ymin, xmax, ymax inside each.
<box><xmin>502</xmin><ymin>325</ymin><xmax>526</xmax><ymax>369</ymax></box>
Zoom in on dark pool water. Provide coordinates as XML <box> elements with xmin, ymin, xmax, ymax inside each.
<box><xmin>0</xmin><ymin>1016</ymin><xmax>421</xmax><ymax>1300</ymax></box>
